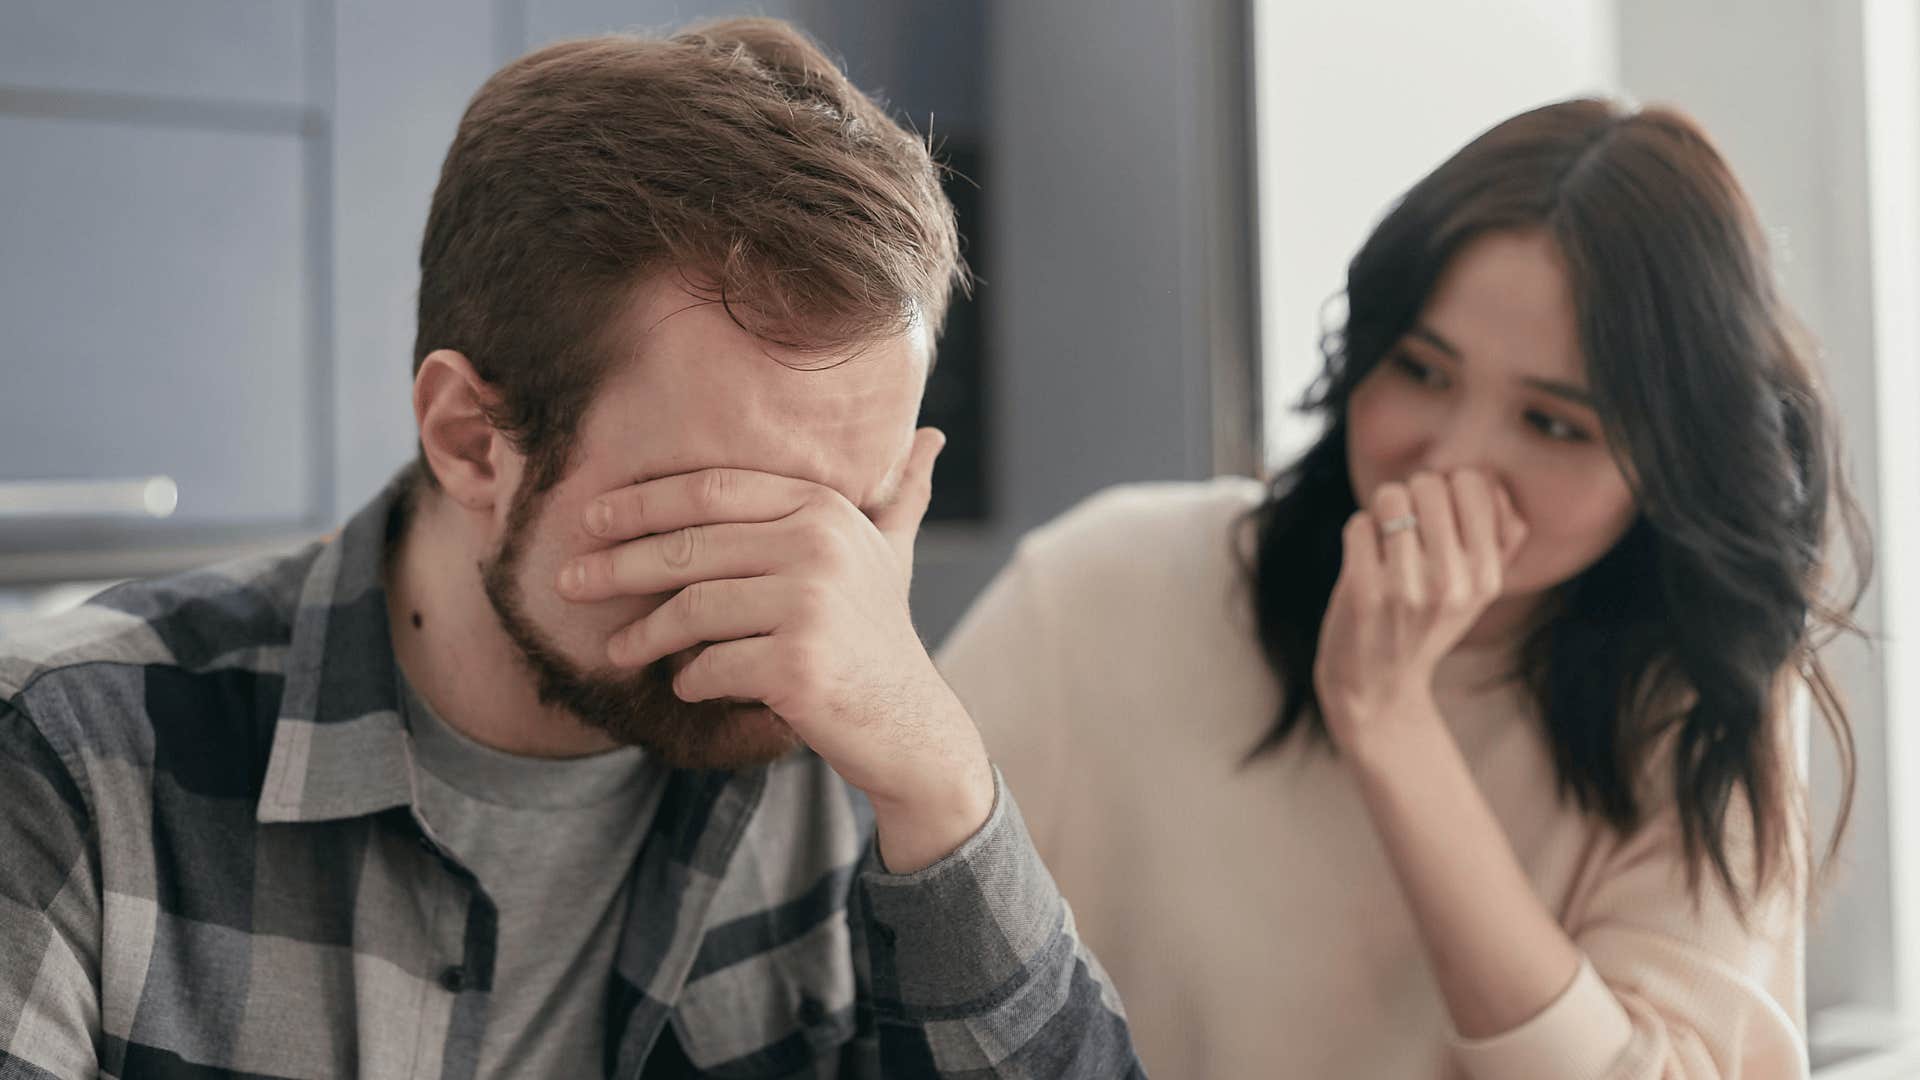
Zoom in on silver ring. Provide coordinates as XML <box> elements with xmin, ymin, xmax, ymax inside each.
<box><xmin>1378</xmin><ymin>514</ymin><xmax>1418</xmax><ymax>537</ymax></box>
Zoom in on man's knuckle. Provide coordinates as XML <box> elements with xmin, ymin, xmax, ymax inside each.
<box><xmin>677</xmin><ymin>581</ymin><xmax>707</xmax><ymax>620</ymax></box>
<box><xmin>797</xmin><ymin>521</ymin><xmax>845</xmax><ymax>566</ymax></box>
<box><xmin>663</xmin><ymin>527</ymin><xmax>697</xmax><ymax>569</ymax></box>
<box><xmin>697</xmin><ymin>470</ymin><xmax>732</xmax><ymax>513</ymax></box>
<box><xmin>774</xmin><ymin>641</ymin><xmax>818</xmax><ymax>697</ymax></box>
<box><xmin>790</xmin><ymin>579</ymin><xmax>832</xmax><ymax>621</ymax></box>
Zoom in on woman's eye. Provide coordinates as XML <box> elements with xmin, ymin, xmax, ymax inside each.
<box><xmin>1528</xmin><ymin>411</ymin><xmax>1591</xmax><ymax>442</ymax></box>
<box><xmin>1392</xmin><ymin>354</ymin><xmax>1447</xmax><ymax>388</ymax></box>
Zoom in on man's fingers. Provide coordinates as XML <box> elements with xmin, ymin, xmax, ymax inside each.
<box><xmin>607</xmin><ymin>576</ymin><xmax>796</xmax><ymax>669</ymax></box>
<box><xmin>672</xmin><ymin>636</ymin><xmax>779</xmax><ymax>705</ymax></box>
<box><xmin>870</xmin><ymin>427</ymin><xmax>945</xmax><ymax>546</ymax></box>
<box><xmin>560</xmin><ymin>522</ymin><xmax>775</xmax><ymax>602</ymax></box>
<box><xmin>584</xmin><ymin>468</ymin><xmax>817</xmax><ymax>542</ymax></box>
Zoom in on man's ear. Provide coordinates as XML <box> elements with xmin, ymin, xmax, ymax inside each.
<box><xmin>415</xmin><ymin>349</ymin><xmax>509</xmax><ymax>511</ymax></box>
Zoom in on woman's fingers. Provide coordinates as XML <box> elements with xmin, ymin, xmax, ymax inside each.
<box><xmin>1367</xmin><ymin>470</ymin><xmax>1521</xmax><ymax>616</ymax></box>
<box><xmin>1495</xmin><ymin>484</ymin><xmax>1529</xmax><ymax>564</ymax></box>
<box><xmin>1340</xmin><ymin>509</ymin><xmax>1384</xmax><ymax>606</ymax></box>
<box><xmin>1370</xmin><ymin>483</ymin><xmax>1426</xmax><ymax>607</ymax></box>
<box><xmin>1406</xmin><ymin>473</ymin><xmax>1469</xmax><ymax>605</ymax></box>
<box><xmin>1445</xmin><ymin>470</ymin><xmax>1504</xmax><ymax>598</ymax></box>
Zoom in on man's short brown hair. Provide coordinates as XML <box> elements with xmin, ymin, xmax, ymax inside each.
<box><xmin>413</xmin><ymin>17</ymin><xmax>963</xmax><ymax>493</ymax></box>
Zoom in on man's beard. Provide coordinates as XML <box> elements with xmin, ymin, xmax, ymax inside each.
<box><xmin>478</xmin><ymin>479</ymin><xmax>800</xmax><ymax>770</ymax></box>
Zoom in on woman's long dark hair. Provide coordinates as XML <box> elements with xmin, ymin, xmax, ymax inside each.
<box><xmin>1246</xmin><ymin>99</ymin><xmax>1870</xmax><ymax>911</ymax></box>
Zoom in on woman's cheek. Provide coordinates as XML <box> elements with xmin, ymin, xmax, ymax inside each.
<box><xmin>1347</xmin><ymin>382</ymin><xmax>1427</xmax><ymax>478</ymax></box>
<box><xmin>1498</xmin><ymin>467</ymin><xmax>1637</xmax><ymax>594</ymax></box>
<box><xmin>1499</xmin><ymin>472</ymin><xmax>1579</xmax><ymax>591</ymax></box>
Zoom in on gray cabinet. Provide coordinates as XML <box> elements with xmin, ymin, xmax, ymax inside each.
<box><xmin>0</xmin><ymin>0</ymin><xmax>331</xmax><ymax>578</ymax></box>
<box><xmin>0</xmin><ymin>0</ymin><xmax>820</xmax><ymax>584</ymax></box>
<box><xmin>0</xmin><ymin>0</ymin><xmax>1254</xmax><ymax>646</ymax></box>
<box><xmin>0</xmin><ymin>0</ymin><xmax>515</xmax><ymax>583</ymax></box>
<box><xmin>2</xmin><ymin>115</ymin><xmax>318</xmax><ymax>525</ymax></box>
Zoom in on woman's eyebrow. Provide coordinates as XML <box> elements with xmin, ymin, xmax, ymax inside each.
<box><xmin>1410</xmin><ymin>322</ymin><xmax>1594</xmax><ymax>407</ymax></box>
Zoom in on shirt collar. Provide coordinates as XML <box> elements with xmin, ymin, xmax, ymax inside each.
<box><xmin>257</xmin><ymin>467</ymin><xmax>419</xmax><ymax>824</ymax></box>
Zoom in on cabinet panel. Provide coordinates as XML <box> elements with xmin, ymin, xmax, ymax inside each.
<box><xmin>0</xmin><ymin>114</ymin><xmax>316</xmax><ymax>529</ymax></box>
<box><xmin>0</xmin><ymin>0</ymin><xmax>309</xmax><ymax>107</ymax></box>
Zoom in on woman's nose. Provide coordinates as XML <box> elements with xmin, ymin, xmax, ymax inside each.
<box><xmin>1416</xmin><ymin>414</ymin><xmax>1501</xmax><ymax>479</ymax></box>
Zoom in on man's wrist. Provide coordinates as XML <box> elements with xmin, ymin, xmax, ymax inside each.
<box><xmin>868</xmin><ymin>749</ymin><xmax>996</xmax><ymax>874</ymax></box>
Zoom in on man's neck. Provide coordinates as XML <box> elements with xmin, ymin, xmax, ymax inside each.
<box><xmin>385</xmin><ymin>492</ymin><xmax>620</xmax><ymax>759</ymax></box>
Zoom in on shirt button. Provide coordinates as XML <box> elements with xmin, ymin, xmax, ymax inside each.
<box><xmin>798</xmin><ymin>996</ymin><xmax>828</xmax><ymax>1026</ymax></box>
<box><xmin>438</xmin><ymin>965</ymin><xmax>467</xmax><ymax>993</ymax></box>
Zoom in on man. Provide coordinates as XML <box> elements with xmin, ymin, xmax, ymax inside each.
<box><xmin>0</xmin><ymin>19</ymin><xmax>1142</xmax><ymax>1079</ymax></box>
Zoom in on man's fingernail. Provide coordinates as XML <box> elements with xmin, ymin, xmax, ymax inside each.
<box><xmin>560</xmin><ymin>562</ymin><xmax>584</xmax><ymax>595</ymax></box>
<box><xmin>585</xmin><ymin>500</ymin><xmax>612</xmax><ymax>536</ymax></box>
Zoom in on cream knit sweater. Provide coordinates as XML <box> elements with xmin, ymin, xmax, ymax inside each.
<box><xmin>938</xmin><ymin>479</ymin><xmax>1807</xmax><ymax>1080</ymax></box>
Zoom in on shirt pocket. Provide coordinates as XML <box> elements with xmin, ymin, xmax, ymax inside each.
<box><xmin>669</xmin><ymin>911</ymin><xmax>859</xmax><ymax>1078</ymax></box>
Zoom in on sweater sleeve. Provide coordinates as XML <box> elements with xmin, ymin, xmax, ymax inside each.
<box><xmin>1452</xmin><ymin>755</ymin><xmax>1809</xmax><ymax>1080</ymax></box>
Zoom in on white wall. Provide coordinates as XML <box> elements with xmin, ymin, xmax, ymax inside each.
<box><xmin>1860</xmin><ymin>0</ymin><xmax>1920</xmax><ymax>1043</ymax></box>
<box><xmin>1253</xmin><ymin>0</ymin><xmax>1617</xmax><ymax>464</ymax></box>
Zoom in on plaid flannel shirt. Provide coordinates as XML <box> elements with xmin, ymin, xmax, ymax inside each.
<box><xmin>0</xmin><ymin>472</ymin><xmax>1143</xmax><ymax>1079</ymax></box>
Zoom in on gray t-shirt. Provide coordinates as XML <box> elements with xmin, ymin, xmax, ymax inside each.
<box><xmin>400</xmin><ymin>676</ymin><xmax>665</xmax><ymax>1079</ymax></box>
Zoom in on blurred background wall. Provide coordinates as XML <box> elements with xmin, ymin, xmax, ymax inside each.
<box><xmin>2</xmin><ymin>1</ymin><xmax>1916</xmax><ymax>1072</ymax></box>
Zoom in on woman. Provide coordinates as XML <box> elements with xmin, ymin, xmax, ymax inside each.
<box><xmin>939</xmin><ymin>98</ymin><xmax>1867</xmax><ymax>1078</ymax></box>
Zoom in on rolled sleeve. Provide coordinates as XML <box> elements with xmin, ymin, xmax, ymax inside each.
<box><xmin>1452</xmin><ymin>958</ymin><xmax>1634</xmax><ymax>1080</ymax></box>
